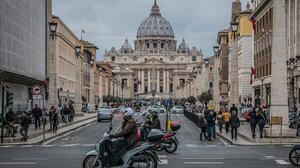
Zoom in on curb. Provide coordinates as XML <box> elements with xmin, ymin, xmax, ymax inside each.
<box><xmin>2</xmin><ymin>114</ymin><xmax>96</xmax><ymax>144</ymax></box>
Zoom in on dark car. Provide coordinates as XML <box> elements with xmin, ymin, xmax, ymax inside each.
<box><xmin>97</xmin><ymin>106</ymin><xmax>113</xmax><ymax>122</ymax></box>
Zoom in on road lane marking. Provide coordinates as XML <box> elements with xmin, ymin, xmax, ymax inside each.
<box><xmin>184</xmin><ymin>162</ymin><xmax>224</xmax><ymax>164</ymax></box>
<box><xmin>13</xmin><ymin>158</ymin><xmax>49</xmax><ymax>161</ymax></box>
<box><xmin>0</xmin><ymin>162</ymin><xmax>36</xmax><ymax>165</ymax></box>
<box><xmin>265</xmin><ymin>156</ymin><xmax>275</xmax><ymax>159</ymax></box>
<box><xmin>159</xmin><ymin>159</ymin><xmax>168</xmax><ymax>164</ymax></box>
<box><xmin>275</xmin><ymin>160</ymin><xmax>290</xmax><ymax>165</ymax></box>
<box><xmin>20</xmin><ymin>145</ymin><xmax>35</xmax><ymax>147</ymax></box>
<box><xmin>206</xmin><ymin>145</ymin><xmax>217</xmax><ymax>147</ymax></box>
<box><xmin>158</xmin><ymin>155</ymin><xmax>167</xmax><ymax>158</ymax></box>
<box><xmin>179</xmin><ymin>158</ymin><xmax>225</xmax><ymax>160</ymax></box>
<box><xmin>62</xmin><ymin>143</ymin><xmax>80</xmax><ymax>147</ymax></box>
<box><xmin>185</xmin><ymin>144</ymin><xmax>198</xmax><ymax>148</ymax></box>
<box><xmin>83</xmin><ymin>144</ymin><xmax>95</xmax><ymax>147</ymax></box>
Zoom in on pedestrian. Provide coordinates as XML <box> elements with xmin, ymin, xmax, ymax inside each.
<box><xmin>41</xmin><ymin>106</ymin><xmax>48</xmax><ymax>127</ymax></box>
<box><xmin>31</xmin><ymin>104</ymin><xmax>42</xmax><ymax>129</ymax></box>
<box><xmin>249</xmin><ymin>107</ymin><xmax>258</xmax><ymax>138</ymax></box>
<box><xmin>199</xmin><ymin>113</ymin><xmax>207</xmax><ymax>141</ymax></box>
<box><xmin>20</xmin><ymin>111</ymin><xmax>31</xmax><ymax>141</ymax></box>
<box><xmin>230</xmin><ymin>104</ymin><xmax>238</xmax><ymax>116</ymax></box>
<box><xmin>4</xmin><ymin>108</ymin><xmax>16</xmax><ymax>137</ymax></box>
<box><xmin>222</xmin><ymin>107</ymin><xmax>231</xmax><ymax>133</ymax></box>
<box><xmin>69</xmin><ymin>104</ymin><xmax>75</xmax><ymax>122</ymax></box>
<box><xmin>212</xmin><ymin>110</ymin><xmax>217</xmax><ymax>139</ymax></box>
<box><xmin>63</xmin><ymin>104</ymin><xmax>70</xmax><ymax>123</ymax></box>
<box><xmin>49</xmin><ymin>106</ymin><xmax>54</xmax><ymax>131</ymax></box>
<box><xmin>52</xmin><ymin>107</ymin><xmax>59</xmax><ymax>133</ymax></box>
<box><xmin>229</xmin><ymin>113</ymin><xmax>240</xmax><ymax>140</ymax></box>
<box><xmin>256</xmin><ymin>106</ymin><xmax>267</xmax><ymax>138</ymax></box>
<box><xmin>206</xmin><ymin>110</ymin><xmax>215</xmax><ymax>141</ymax></box>
<box><xmin>217</xmin><ymin>108</ymin><xmax>224</xmax><ymax>133</ymax></box>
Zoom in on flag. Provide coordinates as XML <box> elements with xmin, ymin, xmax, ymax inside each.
<box><xmin>81</xmin><ymin>29</ymin><xmax>85</xmax><ymax>33</ymax></box>
<box><xmin>250</xmin><ymin>65</ymin><xmax>255</xmax><ymax>85</ymax></box>
<box><xmin>249</xmin><ymin>15</ymin><xmax>256</xmax><ymax>30</ymax></box>
<box><xmin>44</xmin><ymin>78</ymin><xmax>49</xmax><ymax>89</ymax></box>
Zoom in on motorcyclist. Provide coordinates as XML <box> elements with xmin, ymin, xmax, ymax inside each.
<box><xmin>149</xmin><ymin>111</ymin><xmax>161</xmax><ymax>130</ymax></box>
<box><xmin>109</xmin><ymin>108</ymin><xmax>138</xmax><ymax>165</ymax></box>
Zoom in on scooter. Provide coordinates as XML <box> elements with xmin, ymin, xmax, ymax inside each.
<box><xmin>138</xmin><ymin>123</ymin><xmax>179</xmax><ymax>153</ymax></box>
<box><xmin>289</xmin><ymin>145</ymin><xmax>300</xmax><ymax>166</ymax></box>
<box><xmin>82</xmin><ymin>124</ymin><xmax>163</xmax><ymax>168</ymax></box>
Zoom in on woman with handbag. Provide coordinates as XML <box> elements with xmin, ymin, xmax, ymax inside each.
<box><xmin>256</xmin><ymin>106</ymin><xmax>267</xmax><ymax>138</ymax></box>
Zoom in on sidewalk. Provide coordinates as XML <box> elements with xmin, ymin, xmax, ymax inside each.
<box><xmin>1</xmin><ymin>112</ymin><xmax>97</xmax><ymax>145</ymax></box>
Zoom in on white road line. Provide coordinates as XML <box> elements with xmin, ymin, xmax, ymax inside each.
<box><xmin>206</xmin><ymin>145</ymin><xmax>217</xmax><ymax>147</ymax></box>
<box><xmin>184</xmin><ymin>162</ymin><xmax>224</xmax><ymax>164</ymax></box>
<box><xmin>0</xmin><ymin>162</ymin><xmax>36</xmax><ymax>165</ymax></box>
<box><xmin>265</xmin><ymin>156</ymin><xmax>275</xmax><ymax>159</ymax></box>
<box><xmin>41</xmin><ymin>145</ymin><xmax>55</xmax><ymax>147</ymax></box>
<box><xmin>20</xmin><ymin>145</ymin><xmax>35</xmax><ymax>147</ymax></box>
<box><xmin>185</xmin><ymin>144</ymin><xmax>198</xmax><ymax>148</ymax></box>
<box><xmin>158</xmin><ymin>155</ymin><xmax>167</xmax><ymax>158</ymax></box>
<box><xmin>275</xmin><ymin>160</ymin><xmax>290</xmax><ymax>165</ymax></box>
<box><xmin>13</xmin><ymin>158</ymin><xmax>49</xmax><ymax>161</ymax></box>
<box><xmin>83</xmin><ymin>144</ymin><xmax>95</xmax><ymax>147</ymax></box>
<box><xmin>179</xmin><ymin>158</ymin><xmax>225</xmax><ymax>160</ymax></box>
<box><xmin>159</xmin><ymin>159</ymin><xmax>168</xmax><ymax>164</ymax></box>
<box><xmin>0</xmin><ymin>146</ymin><xmax>13</xmax><ymax>148</ymax></box>
<box><xmin>62</xmin><ymin>143</ymin><xmax>80</xmax><ymax>147</ymax></box>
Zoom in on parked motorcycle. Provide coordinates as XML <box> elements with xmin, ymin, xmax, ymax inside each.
<box><xmin>82</xmin><ymin>124</ymin><xmax>163</xmax><ymax>168</ymax></box>
<box><xmin>289</xmin><ymin>145</ymin><xmax>300</xmax><ymax>166</ymax></box>
<box><xmin>137</xmin><ymin>123</ymin><xmax>179</xmax><ymax>153</ymax></box>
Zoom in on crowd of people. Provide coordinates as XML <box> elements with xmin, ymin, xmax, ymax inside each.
<box><xmin>198</xmin><ymin>104</ymin><xmax>268</xmax><ymax>141</ymax></box>
<box><xmin>3</xmin><ymin>103</ymin><xmax>76</xmax><ymax>142</ymax></box>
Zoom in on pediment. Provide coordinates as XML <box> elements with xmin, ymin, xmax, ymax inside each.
<box><xmin>141</xmin><ymin>58</ymin><xmax>166</xmax><ymax>65</ymax></box>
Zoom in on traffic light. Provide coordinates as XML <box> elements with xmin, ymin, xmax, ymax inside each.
<box><xmin>6</xmin><ymin>91</ymin><xmax>13</xmax><ymax>107</ymax></box>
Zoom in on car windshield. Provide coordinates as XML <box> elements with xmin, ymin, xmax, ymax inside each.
<box><xmin>176</xmin><ymin>106</ymin><xmax>183</xmax><ymax>109</ymax></box>
<box><xmin>100</xmin><ymin>106</ymin><xmax>111</xmax><ymax>109</ymax></box>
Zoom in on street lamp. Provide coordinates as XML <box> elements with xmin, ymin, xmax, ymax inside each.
<box><xmin>287</xmin><ymin>57</ymin><xmax>298</xmax><ymax>112</ymax></box>
<box><xmin>204</xmin><ymin>58</ymin><xmax>209</xmax><ymax>67</ymax></box>
<box><xmin>213</xmin><ymin>45</ymin><xmax>219</xmax><ymax>55</ymax></box>
<box><xmin>49</xmin><ymin>21</ymin><xmax>58</xmax><ymax>40</ymax></box>
<box><xmin>231</xmin><ymin>22</ymin><xmax>239</xmax><ymax>40</ymax></box>
<box><xmin>75</xmin><ymin>46</ymin><xmax>81</xmax><ymax>58</ymax></box>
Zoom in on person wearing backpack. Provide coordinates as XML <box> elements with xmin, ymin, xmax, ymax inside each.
<box><xmin>229</xmin><ymin>113</ymin><xmax>240</xmax><ymax>140</ymax></box>
<box><xmin>249</xmin><ymin>107</ymin><xmax>258</xmax><ymax>138</ymax></box>
<box><xmin>199</xmin><ymin>113</ymin><xmax>207</xmax><ymax>140</ymax></box>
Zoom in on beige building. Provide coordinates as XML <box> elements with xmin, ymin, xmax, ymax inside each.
<box><xmin>104</xmin><ymin>1</ymin><xmax>203</xmax><ymax>99</ymax></box>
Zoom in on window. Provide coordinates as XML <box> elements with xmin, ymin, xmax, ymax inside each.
<box><xmin>160</xmin><ymin>58</ymin><xmax>163</xmax><ymax>61</ymax></box>
<box><xmin>112</xmin><ymin>57</ymin><xmax>115</xmax><ymax>62</ymax></box>
<box><xmin>147</xmin><ymin>43</ymin><xmax>150</xmax><ymax>48</ymax></box>
<box><xmin>209</xmin><ymin>67</ymin><xmax>213</xmax><ymax>73</ymax></box>
<box><xmin>180</xmin><ymin>58</ymin><xmax>184</xmax><ymax>61</ymax></box>
<box><xmin>161</xmin><ymin>43</ymin><xmax>164</xmax><ymax>48</ymax></box>
<box><xmin>266</xmin><ymin>64</ymin><xmax>268</xmax><ymax>75</ymax></box>
<box><xmin>153</xmin><ymin>43</ymin><xmax>157</xmax><ymax>48</ymax></box>
<box><xmin>209</xmin><ymin>82</ymin><xmax>213</xmax><ymax>90</ymax></box>
<box><xmin>192</xmin><ymin>56</ymin><xmax>196</xmax><ymax>61</ymax></box>
<box><xmin>145</xmin><ymin>58</ymin><xmax>148</xmax><ymax>61</ymax></box>
<box><xmin>124</xmin><ymin>58</ymin><xmax>127</xmax><ymax>62</ymax></box>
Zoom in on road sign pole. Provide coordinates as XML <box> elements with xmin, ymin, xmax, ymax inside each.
<box><xmin>1</xmin><ymin>85</ymin><xmax>4</xmax><ymax>143</ymax></box>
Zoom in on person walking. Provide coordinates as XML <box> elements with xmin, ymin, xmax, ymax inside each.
<box><xmin>256</xmin><ymin>106</ymin><xmax>267</xmax><ymax>138</ymax></box>
<box><xmin>206</xmin><ymin>110</ymin><xmax>215</xmax><ymax>141</ymax></box>
<box><xmin>212</xmin><ymin>110</ymin><xmax>217</xmax><ymax>139</ymax></box>
<box><xmin>199</xmin><ymin>113</ymin><xmax>207</xmax><ymax>141</ymax></box>
<box><xmin>5</xmin><ymin>108</ymin><xmax>16</xmax><ymax>137</ymax></box>
<box><xmin>49</xmin><ymin>106</ymin><xmax>54</xmax><ymax>131</ymax></box>
<box><xmin>31</xmin><ymin>104</ymin><xmax>42</xmax><ymax>129</ymax></box>
<box><xmin>249</xmin><ymin>108</ymin><xmax>258</xmax><ymax>138</ymax></box>
<box><xmin>52</xmin><ymin>107</ymin><xmax>59</xmax><ymax>133</ymax></box>
<box><xmin>19</xmin><ymin>111</ymin><xmax>31</xmax><ymax>141</ymax></box>
<box><xmin>41</xmin><ymin>106</ymin><xmax>48</xmax><ymax>127</ymax></box>
<box><xmin>69</xmin><ymin>104</ymin><xmax>75</xmax><ymax>122</ymax></box>
<box><xmin>62</xmin><ymin>104</ymin><xmax>69</xmax><ymax>123</ymax></box>
<box><xmin>222</xmin><ymin>108</ymin><xmax>231</xmax><ymax>133</ymax></box>
<box><xmin>217</xmin><ymin>109</ymin><xmax>224</xmax><ymax>133</ymax></box>
<box><xmin>230</xmin><ymin>104</ymin><xmax>238</xmax><ymax>116</ymax></box>
<box><xmin>229</xmin><ymin>113</ymin><xmax>240</xmax><ymax>140</ymax></box>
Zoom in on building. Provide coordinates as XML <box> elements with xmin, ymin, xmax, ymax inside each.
<box><xmin>104</xmin><ymin>1</ymin><xmax>204</xmax><ymax>99</ymax></box>
<box><xmin>0</xmin><ymin>0</ymin><xmax>51</xmax><ymax>111</ymax></box>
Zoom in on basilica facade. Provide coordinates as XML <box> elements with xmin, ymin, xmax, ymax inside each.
<box><xmin>104</xmin><ymin>1</ymin><xmax>204</xmax><ymax>99</ymax></box>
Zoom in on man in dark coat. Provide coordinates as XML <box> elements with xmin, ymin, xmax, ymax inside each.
<box><xmin>230</xmin><ymin>104</ymin><xmax>239</xmax><ymax>116</ymax></box>
<box><xmin>31</xmin><ymin>104</ymin><xmax>42</xmax><ymax>129</ymax></box>
<box><xmin>5</xmin><ymin>108</ymin><xmax>16</xmax><ymax>137</ymax></box>
<box><xmin>149</xmin><ymin>111</ymin><xmax>161</xmax><ymax>130</ymax></box>
<box><xmin>249</xmin><ymin>108</ymin><xmax>258</xmax><ymax>138</ymax></box>
<box><xmin>110</xmin><ymin>108</ymin><xmax>138</xmax><ymax>164</ymax></box>
<box><xmin>20</xmin><ymin>111</ymin><xmax>31</xmax><ymax>141</ymax></box>
<box><xmin>206</xmin><ymin>110</ymin><xmax>215</xmax><ymax>141</ymax></box>
<box><xmin>230</xmin><ymin>113</ymin><xmax>240</xmax><ymax>140</ymax></box>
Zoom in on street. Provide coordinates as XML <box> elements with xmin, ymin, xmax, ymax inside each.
<box><xmin>0</xmin><ymin>113</ymin><xmax>295</xmax><ymax>168</ymax></box>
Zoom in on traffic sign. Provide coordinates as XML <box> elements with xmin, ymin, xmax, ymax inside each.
<box><xmin>31</xmin><ymin>85</ymin><xmax>42</xmax><ymax>95</ymax></box>
<box><xmin>33</xmin><ymin>95</ymin><xmax>42</xmax><ymax>99</ymax></box>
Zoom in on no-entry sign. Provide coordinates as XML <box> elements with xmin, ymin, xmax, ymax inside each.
<box><xmin>31</xmin><ymin>85</ymin><xmax>42</xmax><ymax>95</ymax></box>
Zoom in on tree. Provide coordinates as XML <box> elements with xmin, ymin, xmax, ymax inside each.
<box><xmin>187</xmin><ymin>96</ymin><xmax>197</xmax><ymax>104</ymax></box>
<box><xmin>198</xmin><ymin>91</ymin><xmax>213</xmax><ymax>109</ymax></box>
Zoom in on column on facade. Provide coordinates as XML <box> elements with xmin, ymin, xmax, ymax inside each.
<box><xmin>157</xmin><ymin>70</ymin><xmax>160</xmax><ymax>93</ymax></box>
<box><xmin>166</xmin><ymin>70</ymin><xmax>170</xmax><ymax>94</ymax></box>
<box><xmin>148</xmin><ymin>70</ymin><xmax>151</xmax><ymax>93</ymax></box>
<box><xmin>74</xmin><ymin>55</ymin><xmax>82</xmax><ymax>114</ymax></box>
<box><xmin>98</xmin><ymin>72</ymin><xmax>103</xmax><ymax>106</ymax></box>
<box><xmin>138</xmin><ymin>70</ymin><xmax>141</xmax><ymax>93</ymax></box>
<box><xmin>141</xmin><ymin>70</ymin><xmax>145</xmax><ymax>93</ymax></box>
<box><xmin>163</xmin><ymin>70</ymin><xmax>166</xmax><ymax>93</ymax></box>
<box><xmin>110</xmin><ymin>79</ymin><xmax>114</xmax><ymax>96</ymax></box>
<box><xmin>105</xmin><ymin>77</ymin><xmax>109</xmax><ymax>98</ymax></box>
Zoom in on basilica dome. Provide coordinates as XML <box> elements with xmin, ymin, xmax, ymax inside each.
<box><xmin>136</xmin><ymin>1</ymin><xmax>174</xmax><ymax>38</ymax></box>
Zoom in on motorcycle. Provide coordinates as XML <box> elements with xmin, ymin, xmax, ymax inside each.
<box><xmin>137</xmin><ymin>123</ymin><xmax>180</xmax><ymax>153</ymax></box>
<box><xmin>289</xmin><ymin>145</ymin><xmax>300</xmax><ymax>166</ymax></box>
<box><xmin>82</xmin><ymin>124</ymin><xmax>163</xmax><ymax>168</ymax></box>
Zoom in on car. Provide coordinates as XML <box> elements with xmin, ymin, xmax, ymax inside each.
<box><xmin>97</xmin><ymin>106</ymin><xmax>113</xmax><ymax>122</ymax></box>
<box><xmin>171</xmin><ymin>106</ymin><xmax>184</xmax><ymax>114</ymax></box>
<box><xmin>118</xmin><ymin>105</ymin><xmax>126</xmax><ymax>113</ymax></box>
<box><xmin>147</xmin><ymin>105</ymin><xmax>165</xmax><ymax>113</ymax></box>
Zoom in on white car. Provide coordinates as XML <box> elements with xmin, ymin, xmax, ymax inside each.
<box><xmin>147</xmin><ymin>105</ymin><xmax>166</xmax><ymax>113</ymax></box>
<box><xmin>171</xmin><ymin>106</ymin><xmax>184</xmax><ymax>114</ymax></box>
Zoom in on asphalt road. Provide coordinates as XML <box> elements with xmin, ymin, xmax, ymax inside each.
<box><xmin>0</xmin><ymin>112</ymin><xmax>297</xmax><ymax>168</ymax></box>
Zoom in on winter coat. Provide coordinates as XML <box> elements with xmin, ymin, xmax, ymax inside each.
<box><xmin>152</xmin><ymin>117</ymin><xmax>161</xmax><ymax>130</ymax></box>
<box><xmin>5</xmin><ymin>111</ymin><xmax>15</xmax><ymax>122</ymax></box>
<box><xmin>32</xmin><ymin>108</ymin><xmax>42</xmax><ymax>118</ymax></box>
<box><xmin>52</xmin><ymin>112</ymin><xmax>59</xmax><ymax>125</ymax></box>
<box><xmin>112</xmin><ymin>117</ymin><xmax>138</xmax><ymax>147</ymax></box>
<box><xmin>222</xmin><ymin>112</ymin><xmax>231</xmax><ymax>122</ymax></box>
<box><xmin>230</xmin><ymin>106</ymin><xmax>238</xmax><ymax>115</ymax></box>
<box><xmin>230</xmin><ymin>114</ymin><xmax>240</xmax><ymax>128</ymax></box>
<box><xmin>206</xmin><ymin>113</ymin><xmax>215</xmax><ymax>127</ymax></box>
<box><xmin>199</xmin><ymin>116</ymin><xmax>206</xmax><ymax>128</ymax></box>
<box><xmin>249</xmin><ymin>110</ymin><xmax>258</xmax><ymax>124</ymax></box>
<box><xmin>20</xmin><ymin>115</ymin><xmax>31</xmax><ymax>128</ymax></box>
<box><xmin>257</xmin><ymin>112</ymin><xmax>267</xmax><ymax>127</ymax></box>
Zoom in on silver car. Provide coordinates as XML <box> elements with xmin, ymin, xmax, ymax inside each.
<box><xmin>147</xmin><ymin>105</ymin><xmax>166</xmax><ymax>113</ymax></box>
<box><xmin>171</xmin><ymin>106</ymin><xmax>184</xmax><ymax>114</ymax></box>
<box><xmin>97</xmin><ymin>106</ymin><xmax>113</xmax><ymax>122</ymax></box>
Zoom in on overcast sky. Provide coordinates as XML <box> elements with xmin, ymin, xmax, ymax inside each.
<box><xmin>52</xmin><ymin>0</ymin><xmax>250</xmax><ymax>61</ymax></box>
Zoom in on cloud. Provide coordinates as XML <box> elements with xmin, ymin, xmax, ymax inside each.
<box><xmin>52</xmin><ymin>0</ymin><xmax>250</xmax><ymax>60</ymax></box>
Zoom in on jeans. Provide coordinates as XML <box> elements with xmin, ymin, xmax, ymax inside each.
<box><xmin>250</xmin><ymin>123</ymin><xmax>257</xmax><ymax>138</ymax></box>
<box><xmin>218</xmin><ymin>123</ymin><xmax>223</xmax><ymax>133</ymax></box>
<box><xmin>64</xmin><ymin>115</ymin><xmax>68</xmax><ymax>123</ymax></box>
<box><xmin>20</xmin><ymin>126</ymin><xmax>29</xmax><ymax>140</ymax></box>
<box><xmin>34</xmin><ymin>117</ymin><xmax>41</xmax><ymax>129</ymax></box>
<box><xmin>207</xmin><ymin>125</ymin><xmax>214</xmax><ymax>141</ymax></box>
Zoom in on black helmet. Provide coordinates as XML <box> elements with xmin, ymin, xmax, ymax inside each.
<box><xmin>150</xmin><ymin>111</ymin><xmax>158</xmax><ymax>117</ymax></box>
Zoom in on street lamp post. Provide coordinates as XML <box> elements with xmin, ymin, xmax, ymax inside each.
<box><xmin>49</xmin><ymin>21</ymin><xmax>58</xmax><ymax>40</ymax></box>
<box><xmin>287</xmin><ymin>58</ymin><xmax>298</xmax><ymax>112</ymax></box>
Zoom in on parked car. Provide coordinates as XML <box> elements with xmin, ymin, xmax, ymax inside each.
<box><xmin>118</xmin><ymin>105</ymin><xmax>126</xmax><ymax>113</ymax></box>
<box><xmin>147</xmin><ymin>105</ymin><xmax>166</xmax><ymax>113</ymax></box>
<box><xmin>97</xmin><ymin>106</ymin><xmax>113</xmax><ymax>122</ymax></box>
<box><xmin>171</xmin><ymin>106</ymin><xmax>184</xmax><ymax>114</ymax></box>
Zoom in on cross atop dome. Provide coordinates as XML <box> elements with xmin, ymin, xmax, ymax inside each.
<box><xmin>151</xmin><ymin>0</ymin><xmax>160</xmax><ymax>15</ymax></box>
